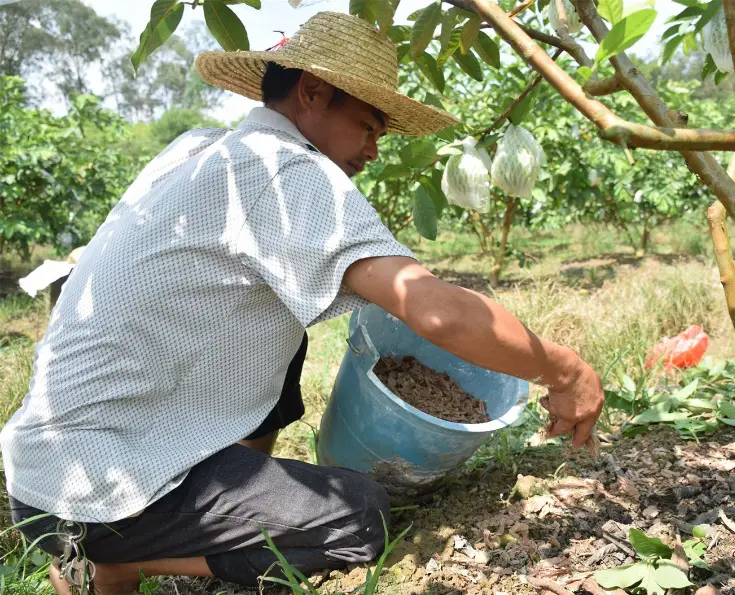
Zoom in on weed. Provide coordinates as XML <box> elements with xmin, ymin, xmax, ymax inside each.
<box><xmin>258</xmin><ymin>512</ymin><xmax>411</xmax><ymax>595</ymax></box>
<box><xmin>594</xmin><ymin>527</ymin><xmax>710</xmax><ymax>595</ymax></box>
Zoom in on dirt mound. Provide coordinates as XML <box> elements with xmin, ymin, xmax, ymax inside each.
<box><xmin>373</xmin><ymin>356</ymin><xmax>490</xmax><ymax>424</ymax></box>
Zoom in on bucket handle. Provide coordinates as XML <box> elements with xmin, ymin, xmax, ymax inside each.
<box><xmin>346</xmin><ymin>323</ymin><xmax>380</xmax><ymax>372</ymax></box>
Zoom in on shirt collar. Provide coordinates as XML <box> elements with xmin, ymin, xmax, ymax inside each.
<box><xmin>242</xmin><ymin>106</ymin><xmax>315</xmax><ymax>149</ymax></box>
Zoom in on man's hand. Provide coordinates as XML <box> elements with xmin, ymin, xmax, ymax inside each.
<box><xmin>540</xmin><ymin>360</ymin><xmax>604</xmax><ymax>449</ymax></box>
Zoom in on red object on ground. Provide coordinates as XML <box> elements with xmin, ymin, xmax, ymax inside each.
<box><xmin>645</xmin><ymin>325</ymin><xmax>710</xmax><ymax>370</ymax></box>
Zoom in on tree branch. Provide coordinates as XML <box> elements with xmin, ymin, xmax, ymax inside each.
<box><xmin>515</xmin><ymin>24</ymin><xmax>564</xmax><ymax>50</ymax></box>
<box><xmin>478</xmin><ymin>48</ymin><xmax>563</xmax><ymax>138</ymax></box>
<box><xmin>442</xmin><ymin>0</ymin><xmax>735</xmax><ymax>203</ymax></box>
<box><xmin>583</xmin><ymin>75</ymin><xmax>624</xmax><ymax>96</ymax></box>
<box><xmin>575</xmin><ymin>0</ymin><xmax>735</xmax><ymax>216</ymax></box>
<box><xmin>724</xmin><ymin>0</ymin><xmax>735</xmax><ymax>75</ymax></box>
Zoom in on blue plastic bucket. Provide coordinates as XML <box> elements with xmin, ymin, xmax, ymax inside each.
<box><xmin>317</xmin><ymin>304</ymin><xmax>529</xmax><ymax>498</ymax></box>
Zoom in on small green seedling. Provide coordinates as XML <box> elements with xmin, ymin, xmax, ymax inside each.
<box><xmin>594</xmin><ymin>527</ymin><xmax>709</xmax><ymax>595</ymax></box>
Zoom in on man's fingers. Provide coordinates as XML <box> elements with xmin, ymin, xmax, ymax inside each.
<box><xmin>547</xmin><ymin>418</ymin><xmax>575</xmax><ymax>438</ymax></box>
<box><xmin>571</xmin><ymin>417</ymin><xmax>596</xmax><ymax>448</ymax></box>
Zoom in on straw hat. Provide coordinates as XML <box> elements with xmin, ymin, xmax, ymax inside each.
<box><xmin>195</xmin><ymin>11</ymin><xmax>459</xmax><ymax>136</ymax></box>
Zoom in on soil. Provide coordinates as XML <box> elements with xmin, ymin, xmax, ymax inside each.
<box><xmin>373</xmin><ymin>356</ymin><xmax>491</xmax><ymax>424</ymax></box>
<box><xmin>185</xmin><ymin>425</ymin><xmax>735</xmax><ymax>595</ymax></box>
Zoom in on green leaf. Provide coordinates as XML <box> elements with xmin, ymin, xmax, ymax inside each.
<box><xmin>439</xmin><ymin>9</ymin><xmax>458</xmax><ymax>51</ymax></box>
<box><xmin>222</xmin><ymin>0</ymin><xmax>261</xmax><ymax>7</ymax></box>
<box><xmin>682</xmin><ymin>398</ymin><xmax>717</xmax><ymax>411</ymax></box>
<box><xmin>460</xmin><ymin>15</ymin><xmax>482</xmax><ymax>54</ymax></box>
<box><xmin>653</xmin><ymin>560</ymin><xmax>692</xmax><ymax>589</ymax></box>
<box><xmin>437</xmin><ymin>28</ymin><xmax>462</xmax><ymax>69</ymax></box>
<box><xmin>416</xmin><ymin>52</ymin><xmax>445</xmax><ymax>93</ymax></box>
<box><xmin>595</xmin><ymin>9</ymin><xmax>657</xmax><ymax>67</ymax></box>
<box><xmin>671</xmin><ymin>379</ymin><xmax>698</xmax><ymax>401</ymax></box>
<box><xmin>131</xmin><ymin>0</ymin><xmax>185</xmax><ymax>72</ymax></box>
<box><xmin>376</xmin><ymin>0</ymin><xmax>398</xmax><ymax>30</ymax></box>
<box><xmin>203</xmin><ymin>1</ymin><xmax>250</xmax><ymax>51</ymax></box>
<box><xmin>410</xmin><ymin>2</ymin><xmax>442</xmax><ymax>58</ymax></box>
<box><xmin>662</xmin><ymin>34</ymin><xmax>683</xmax><ymax>64</ymax></box>
<box><xmin>595</xmin><ymin>563</ymin><xmax>647</xmax><ymax>589</ymax></box>
<box><xmin>396</xmin><ymin>43</ymin><xmax>411</xmax><ymax>63</ymax></box>
<box><xmin>389</xmin><ymin>25</ymin><xmax>412</xmax><ymax>43</ymax></box>
<box><xmin>379</xmin><ymin>163</ymin><xmax>412</xmax><ymax>180</ymax></box>
<box><xmin>661</xmin><ymin>24</ymin><xmax>681</xmax><ymax>40</ymax></box>
<box><xmin>693</xmin><ymin>0</ymin><xmax>722</xmax><ymax>33</ymax></box>
<box><xmin>667</xmin><ymin>4</ymin><xmax>705</xmax><ymax>23</ymax></box>
<box><xmin>400</xmin><ymin>139</ymin><xmax>437</xmax><ymax>168</ymax></box>
<box><xmin>577</xmin><ymin>65</ymin><xmax>593</xmax><ymax>83</ymax></box>
<box><xmin>692</xmin><ymin>525</ymin><xmax>708</xmax><ymax>539</ymax></box>
<box><xmin>413</xmin><ymin>185</ymin><xmax>438</xmax><ymax>240</ymax></box>
<box><xmin>622</xmin><ymin>374</ymin><xmax>636</xmax><ymax>393</ymax></box>
<box><xmin>453</xmin><ymin>49</ymin><xmax>484</xmax><ymax>81</ymax></box>
<box><xmin>598</xmin><ymin>0</ymin><xmax>623</xmax><ymax>24</ymax></box>
<box><xmin>715</xmin><ymin>69</ymin><xmax>728</xmax><ymax>85</ymax></box>
<box><xmin>474</xmin><ymin>31</ymin><xmax>500</xmax><ymax>69</ymax></box>
<box><xmin>719</xmin><ymin>417</ymin><xmax>735</xmax><ymax>426</ymax></box>
<box><xmin>719</xmin><ymin>399</ymin><xmax>735</xmax><ymax>418</ymax></box>
<box><xmin>423</xmin><ymin>92</ymin><xmax>445</xmax><ymax>110</ymax></box>
<box><xmin>510</xmin><ymin>87</ymin><xmax>539</xmax><ymax>125</ymax></box>
<box><xmin>628</xmin><ymin>529</ymin><xmax>674</xmax><ymax>560</ymax></box>
<box><xmin>638</xmin><ymin>563</ymin><xmax>664</xmax><ymax>595</ymax></box>
<box><xmin>631</xmin><ymin>408</ymin><xmax>691</xmax><ymax>425</ymax></box>
<box><xmin>701</xmin><ymin>54</ymin><xmax>716</xmax><ymax>80</ymax></box>
<box><xmin>420</xmin><ymin>175</ymin><xmax>448</xmax><ymax>215</ymax></box>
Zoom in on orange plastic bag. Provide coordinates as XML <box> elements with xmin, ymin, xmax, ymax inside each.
<box><xmin>645</xmin><ymin>325</ymin><xmax>709</xmax><ymax>371</ymax></box>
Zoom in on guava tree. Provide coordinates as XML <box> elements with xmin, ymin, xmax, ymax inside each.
<box><xmin>130</xmin><ymin>0</ymin><xmax>735</xmax><ymax>324</ymax></box>
<box><xmin>0</xmin><ymin>76</ymin><xmax>145</xmax><ymax>259</ymax></box>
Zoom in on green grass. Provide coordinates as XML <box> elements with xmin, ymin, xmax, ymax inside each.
<box><xmin>0</xmin><ymin>221</ymin><xmax>733</xmax><ymax>594</ymax></box>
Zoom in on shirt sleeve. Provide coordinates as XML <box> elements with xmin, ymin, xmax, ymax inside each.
<box><xmin>237</xmin><ymin>154</ymin><xmax>415</xmax><ymax>328</ymax></box>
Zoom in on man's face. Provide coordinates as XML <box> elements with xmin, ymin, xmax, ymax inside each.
<box><xmin>293</xmin><ymin>74</ymin><xmax>388</xmax><ymax>177</ymax></box>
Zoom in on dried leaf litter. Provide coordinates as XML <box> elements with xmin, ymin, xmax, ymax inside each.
<box><xmin>373</xmin><ymin>356</ymin><xmax>490</xmax><ymax>424</ymax></box>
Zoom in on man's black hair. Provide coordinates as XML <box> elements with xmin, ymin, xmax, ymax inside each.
<box><xmin>261</xmin><ymin>62</ymin><xmax>347</xmax><ymax>107</ymax></box>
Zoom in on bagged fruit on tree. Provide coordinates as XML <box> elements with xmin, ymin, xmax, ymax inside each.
<box><xmin>548</xmin><ymin>0</ymin><xmax>583</xmax><ymax>34</ymax></box>
<box><xmin>441</xmin><ymin>136</ymin><xmax>492</xmax><ymax>213</ymax></box>
<box><xmin>703</xmin><ymin>5</ymin><xmax>734</xmax><ymax>73</ymax></box>
<box><xmin>491</xmin><ymin>124</ymin><xmax>546</xmax><ymax>198</ymax></box>
<box><xmin>645</xmin><ymin>325</ymin><xmax>709</xmax><ymax>371</ymax></box>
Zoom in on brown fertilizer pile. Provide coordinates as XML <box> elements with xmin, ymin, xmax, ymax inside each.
<box><xmin>373</xmin><ymin>356</ymin><xmax>491</xmax><ymax>424</ymax></box>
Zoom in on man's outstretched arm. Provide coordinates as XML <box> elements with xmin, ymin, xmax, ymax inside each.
<box><xmin>344</xmin><ymin>256</ymin><xmax>603</xmax><ymax>447</ymax></box>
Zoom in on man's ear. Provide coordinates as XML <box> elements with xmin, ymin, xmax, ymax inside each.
<box><xmin>296</xmin><ymin>72</ymin><xmax>335</xmax><ymax>112</ymax></box>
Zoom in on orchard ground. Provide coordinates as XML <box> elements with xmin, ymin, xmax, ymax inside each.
<box><xmin>1</xmin><ymin>220</ymin><xmax>734</xmax><ymax>595</ymax></box>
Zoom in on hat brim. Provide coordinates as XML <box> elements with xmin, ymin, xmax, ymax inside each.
<box><xmin>195</xmin><ymin>51</ymin><xmax>460</xmax><ymax>137</ymax></box>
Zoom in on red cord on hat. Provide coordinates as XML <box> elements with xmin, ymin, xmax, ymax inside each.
<box><xmin>267</xmin><ymin>31</ymin><xmax>288</xmax><ymax>51</ymax></box>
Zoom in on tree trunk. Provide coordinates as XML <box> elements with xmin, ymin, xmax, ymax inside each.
<box><xmin>708</xmin><ymin>154</ymin><xmax>735</xmax><ymax>329</ymax></box>
<box><xmin>490</xmin><ymin>199</ymin><xmax>517</xmax><ymax>288</ymax></box>
<box><xmin>470</xmin><ymin>212</ymin><xmax>489</xmax><ymax>254</ymax></box>
<box><xmin>640</xmin><ymin>220</ymin><xmax>650</xmax><ymax>255</ymax></box>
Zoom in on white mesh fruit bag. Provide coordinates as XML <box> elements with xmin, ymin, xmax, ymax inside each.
<box><xmin>703</xmin><ymin>6</ymin><xmax>734</xmax><ymax>73</ymax></box>
<box><xmin>548</xmin><ymin>0</ymin><xmax>583</xmax><ymax>34</ymax></box>
<box><xmin>491</xmin><ymin>124</ymin><xmax>546</xmax><ymax>199</ymax></box>
<box><xmin>441</xmin><ymin>137</ymin><xmax>492</xmax><ymax>213</ymax></box>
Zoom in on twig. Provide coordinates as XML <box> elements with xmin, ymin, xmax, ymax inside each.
<box><xmin>477</xmin><ymin>48</ymin><xmax>563</xmax><ymax>138</ymax></box>
<box><xmin>707</xmin><ymin>157</ymin><xmax>735</xmax><ymax>329</ymax></box>
<box><xmin>601</xmin><ymin>530</ymin><xmax>636</xmax><ymax>557</ymax></box>
<box><xmin>508</xmin><ymin>0</ymin><xmax>535</xmax><ymax>18</ymax></box>
<box><xmin>584</xmin><ymin>75</ymin><xmax>624</xmax><ymax>96</ymax></box>
<box><xmin>515</xmin><ymin>24</ymin><xmax>564</xmax><ymax>50</ymax></box>
<box><xmin>527</xmin><ymin>576</ymin><xmax>575</xmax><ymax>595</ymax></box>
